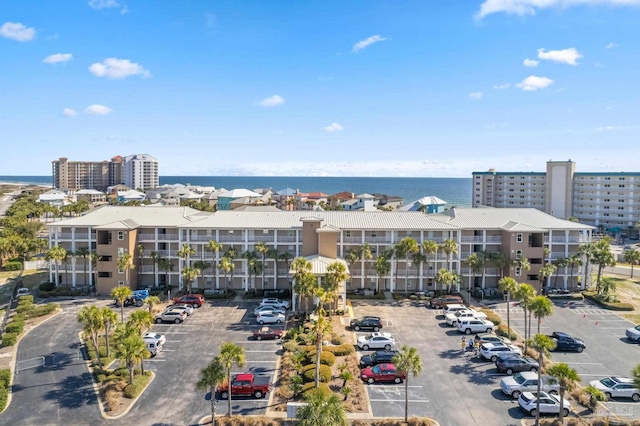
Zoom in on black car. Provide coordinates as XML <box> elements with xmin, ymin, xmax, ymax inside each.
<box><xmin>350</xmin><ymin>316</ymin><xmax>383</xmax><ymax>331</ymax></box>
<box><xmin>359</xmin><ymin>350</ymin><xmax>399</xmax><ymax>368</ymax></box>
<box><xmin>495</xmin><ymin>355</ymin><xmax>539</xmax><ymax>374</ymax></box>
<box><xmin>550</xmin><ymin>331</ymin><xmax>586</xmax><ymax>352</ymax></box>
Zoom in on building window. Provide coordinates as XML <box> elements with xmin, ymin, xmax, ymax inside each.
<box><xmin>345</xmin><ymin>231</ymin><xmax>351</xmax><ymax>237</ymax></box>
<box><xmin>118</xmin><ymin>280</ymin><xmax>124</xmax><ymax>285</ymax></box>
<box><xmin>516</xmin><ymin>250</ymin><xmax>522</xmax><ymax>260</ymax></box>
<box><xmin>118</xmin><ymin>248</ymin><xmax>124</xmax><ymax>256</ymax></box>
<box><xmin>619</xmin><ymin>184</ymin><xmax>625</xmax><ymax>188</ymax></box>
<box><xmin>516</xmin><ymin>234</ymin><xmax>523</xmax><ymax>242</ymax></box>
<box><xmin>117</xmin><ymin>231</ymin><xmax>124</xmax><ymax>240</ymax></box>
<box><xmin>515</xmin><ymin>267</ymin><xmax>521</xmax><ymax>276</ymax></box>
<box><xmin>118</xmin><ymin>268</ymin><xmax>124</xmax><ymax>274</ymax></box>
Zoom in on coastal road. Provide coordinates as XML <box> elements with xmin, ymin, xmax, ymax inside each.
<box><xmin>0</xmin><ymin>189</ymin><xmax>20</xmax><ymax>217</ymax></box>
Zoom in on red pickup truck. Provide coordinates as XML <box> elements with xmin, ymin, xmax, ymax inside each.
<box><xmin>217</xmin><ymin>373</ymin><xmax>271</xmax><ymax>399</ymax></box>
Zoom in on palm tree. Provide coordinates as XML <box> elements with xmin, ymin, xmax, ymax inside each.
<box><xmin>150</xmin><ymin>250</ymin><xmax>160</xmax><ymax>287</ymax></box>
<box><xmin>566</xmin><ymin>254</ymin><xmax>582</xmax><ymax>290</ymax></box>
<box><xmin>266</xmin><ymin>248</ymin><xmax>279</xmax><ymax>288</ymax></box>
<box><xmin>392</xmin><ymin>345</ymin><xmax>423</xmax><ymax>423</ymax></box>
<box><xmin>528</xmin><ymin>334</ymin><xmax>557</xmax><ymax>426</ymax></box>
<box><xmin>196</xmin><ymin>357</ymin><xmax>226</xmax><ymax>426</ymax></box>
<box><xmin>633</xmin><ymin>364</ymin><xmax>640</xmax><ymax>397</ymax></box>
<box><xmin>421</xmin><ymin>240</ymin><xmax>438</xmax><ymax>285</ymax></box>
<box><xmin>515</xmin><ymin>284</ymin><xmax>536</xmax><ymax>351</ymax></box>
<box><xmin>255</xmin><ymin>242</ymin><xmax>270</xmax><ymax>290</ymax></box>
<box><xmin>498</xmin><ymin>277</ymin><xmax>519</xmax><ymax>339</ymax></box>
<box><xmin>100</xmin><ymin>306</ymin><xmax>118</xmax><ymax>358</ymax></box>
<box><xmin>218</xmin><ymin>257</ymin><xmax>234</xmax><ymax>290</ymax></box>
<box><xmin>513</xmin><ymin>256</ymin><xmax>531</xmax><ymax>280</ymax></box>
<box><xmin>394</xmin><ymin>237</ymin><xmax>419</xmax><ymax>292</ymax></box>
<box><xmin>62</xmin><ymin>249</ymin><xmax>73</xmax><ymax>286</ymax></box>
<box><xmin>491</xmin><ymin>252</ymin><xmax>508</xmax><ymax>279</ymax></box>
<box><xmin>137</xmin><ymin>243</ymin><xmax>145</xmax><ymax>283</ymax></box>
<box><xmin>89</xmin><ymin>252</ymin><xmax>99</xmax><ymax>286</ymax></box>
<box><xmin>128</xmin><ymin>309</ymin><xmax>154</xmax><ymax>333</ymax></box>
<box><xmin>529</xmin><ymin>295</ymin><xmax>554</xmax><ymax>334</ymax></box>
<box><xmin>435</xmin><ymin>268</ymin><xmax>452</xmax><ymax>294</ymax></box>
<box><xmin>193</xmin><ymin>260</ymin><xmax>211</xmax><ymax>288</ymax></box>
<box><xmin>182</xmin><ymin>266</ymin><xmax>200</xmax><ymax>293</ymax></box>
<box><xmin>309</xmin><ymin>316</ymin><xmax>332</xmax><ymax>388</ymax></box>
<box><xmin>539</xmin><ymin>263</ymin><xmax>556</xmax><ymax>295</ymax></box>
<box><xmin>465</xmin><ymin>253</ymin><xmax>483</xmax><ymax>305</ymax></box>
<box><xmin>439</xmin><ymin>238</ymin><xmax>458</xmax><ymax>273</ymax></box>
<box><xmin>177</xmin><ymin>244</ymin><xmax>196</xmax><ymax>289</ymax></box>
<box><xmin>292</xmin><ymin>257</ymin><xmax>316</xmax><ymax>313</ymax></box>
<box><xmin>218</xmin><ymin>342</ymin><xmax>247</xmax><ymax>416</ymax></box>
<box><xmin>592</xmin><ymin>240</ymin><xmax>616</xmax><ymax>294</ymax></box>
<box><xmin>345</xmin><ymin>248</ymin><xmax>361</xmax><ymax>287</ymax></box>
<box><xmin>224</xmin><ymin>247</ymin><xmax>237</xmax><ymax>288</ymax></box>
<box><xmin>117</xmin><ymin>253</ymin><xmax>135</xmax><ymax>288</ymax></box>
<box><xmin>206</xmin><ymin>240</ymin><xmax>223</xmax><ymax>288</ymax></box>
<box><xmin>45</xmin><ymin>245</ymin><xmax>67</xmax><ymax>286</ymax></box>
<box><xmin>77</xmin><ymin>306</ymin><xmax>105</xmax><ymax>372</ymax></box>
<box><xmin>623</xmin><ymin>249</ymin><xmax>640</xmax><ymax>278</ymax></box>
<box><xmin>157</xmin><ymin>258</ymin><xmax>174</xmax><ymax>290</ymax></box>
<box><xmin>547</xmin><ymin>363</ymin><xmax>580</xmax><ymax>425</ymax></box>
<box><xmin>325</xmin><ymin>261</ymin><xmax>348</xmax><ymax>313</ymax></box>
<box><xmin>242</xmin><ymin>250</ymin><xmax>259</xmax><ymax>290</ymax></box>
<box><xmin>373</xmin><ymin>254</ymin><xmax>391</xmax><ymax>294</ymax></box>
<box><xmin>113</xmin><ymin>324</ymin><xmax>148</xmax><ymax>385</ymax></box>
<box><xmin>111</xmin><ymin>286</ymin><xmax>133</xmax><ymax>323</ymax></box>
<box><xmin>578</xmin><ymin>242</ymin><xmax>595</xmax><ymax>289</ymax></box>
<box><xmin>75</xmin><ymin>246</ymin><xmax>91</xmax><ymax>286</ymax></box>
<box><xmin>144</xmin><ymin>295</ymin><xmax>161</xmax><ymax>314</ymax></box>
<box><xmin>411</xmin><ymin>251</ymin><xmax>426</xmax><ymax>291</ymax></box>
<box><xmin>296</xmin><ymin>391</ymin><xmax>348</xmax><ymax>426</ymax></box>
<box><xmin>600</xmin><ymin>276</ymin><xmax>617</xmax><ymax>297</ymax></box>
<box><xmin>553</xmin><ymin>257</ymin><xmax>567</xmax><ymax>289</ymax></box>
<box><xmin>360</xmin><ymin>243</ymin><xmax>374</xmax><ymax>263</ymax></box>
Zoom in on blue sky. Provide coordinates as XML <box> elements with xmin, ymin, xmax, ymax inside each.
<box><xmin>1</xmin><ymin>0</ymin><xmax>639</xmax><ymax>177</ymax></box>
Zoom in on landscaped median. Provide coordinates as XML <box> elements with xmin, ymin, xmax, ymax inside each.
<box><xmin>1</xmin><ymin>295</ymin><xmax>58</xmax><ymax>347</ymax></box>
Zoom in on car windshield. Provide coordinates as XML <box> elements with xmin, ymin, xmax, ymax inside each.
<box><xmin>372</xmin><ymin>365</ymin><xmax>381</xmax><ymax>374</ymax></box>
<box><xmin>600</xmin><ymin>378</ymin><xmax>617</xmax><ymax>387</ymax></box>
<box><xmin>513</xmin><ymin>373</ymin><xmax>525</xmax><ymax>384</ymax></box>
<box><xmin>370</xmin><ymin>353</ymin><xmax>378</xmax><ymax>361</ymax></box>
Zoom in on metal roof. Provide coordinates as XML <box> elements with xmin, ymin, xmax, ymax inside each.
<box><xmin>48</xmin><ymin>206</ymin><xmax>202</xmax><ymax>228</ymax></box>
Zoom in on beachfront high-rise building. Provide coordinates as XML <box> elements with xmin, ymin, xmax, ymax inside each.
<box><xmin>122</xmin><ymin>154</ymin><xmax>159</xmax><ymax>190</ymax></box>
<box><xmin>472</xmin><ymin>160</ymin><xmax>640</xmax><ymax>234</ymax></box>
<box><xmin>52</xmin><ymin>154</ymin><xmax>158</xmax><ymax>191</ymax></box>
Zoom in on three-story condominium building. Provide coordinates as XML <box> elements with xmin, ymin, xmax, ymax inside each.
<box><xmin>47</xmin><ymin>206</ymin><xmax>593</xmax><ymax>301</ymax></box>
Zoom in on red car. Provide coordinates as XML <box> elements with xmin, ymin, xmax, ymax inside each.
<box><xmin>360</xmin><ymin>363</ymin><xmax>406</xmax><ymax>384</ymax></box>
<box><xmin>252</xmin><ymin>327</ymin><xmax>283</xmax><ymax>341</ymax></box>
<box><xmin>172</xmin><ymin>294</ymin><xmax>205</xmax><ymax>308</ymax></box>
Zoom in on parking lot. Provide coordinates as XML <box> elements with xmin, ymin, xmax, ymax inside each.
<box><xmin>351</xmin><ymin>298</ymin><xmax>640</xmax><ymax>425</ymax></box>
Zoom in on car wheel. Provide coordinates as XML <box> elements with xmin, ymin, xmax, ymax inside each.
<box><xmin>577</xmin><ymin>346</ymin><xmax>584</xmax><ymax>353</ymax></box>
<box><xmin>259</xmin><ymin>320</ymin><xmax>265</xmax><ymax>325</ymax></box>
<box><xmin>254</xmin><ymin>390</ymin><xmax>264</xmax><ymax>399</ymax></box>
<box><xmin>506</xmin><ymin>368</ymin><xmax>514</xmax><ymax>375</ymax></box>
<box><xmin>136</xmin><ymin>300</ymin><xmax>143</xmax><ymax>307</ymax></box>
<box><xmin>277</xmin><ymin>319</ymin><xmax>282</xmax><ymax>324</ymax></box>
<box><xmin>192</xmin><ymin>304</ymin><xmax>199</xmax><ymax>309</ymax></box>
<box><xmin>512</xmin><ymin>390</ymin><xmax>521</xmax><ymax>399</ymax></box>
<box><xmin>394</xmin><ymin>377</ymin><xmax>402</xmax><ymax>384</ymax></box>
<box><xmin>529</xmin><ymin>409</ymin><xmax>537</xmax><ymax>417</ymax></box>
<box><xmin>276</xmin><ymin>335</ymin><xmax>281</xmax><ymax>339</ymax></box>
<box><xmin>220</xmin><ymin>391</ymin><xmax>229</xmax><ymax>399</ymax></box>
<box><xmin>486</xmin><ymin>328</ymin><xmax>492</xmax><ymax>333</ymax></box>
<box><xmin>362</xmin><ymin>344</ymin><xmax>369</xmax><ymax>351</ymax></box>
<box><xmin>530</xmin><ymin>367</ymin><xmax>537</xmax><ymax>372</ymax></box>
<box><xmin>605</xmin><ymin>392</ymin><xmax>612</xmax><ymax>401</ymax></box>
<box><xmin>367</xmin><ymin>378</ymin><xmax>375</xmax><ymax>384</ymax></box>
<box><xmin>465</xmin><ymin>329</ymin><xmax>471</xmax><ymax>335</ymax></box>
<box><xmin>374</xmin><ymin>326</ymin><xmax>380</xmax><ymax>332</ymax></box>
<box><xmin>354</xmin><ymin>325</ymin><xmax>360</xmax><ymax>331</ymax></box>
<box><xmin>256</xmin><ymin>336</ymin><xmax>262</xmax><ymax>341</ymax></box>
<box><xmin>384</xmin><ymin>344</ymin><xmax>391</xmax><ymax>350</ymax></box>
<box><xmin>563</xmin><ymin>408</ymin><xmax>570</xmax><ymax>417</ymax></box>
<box><xmin>491</xmin><ymin>355</ymin><xmax>498</xmax><ymax>362</ymax></box>
<box><xmin>633</xmin><ymin>393</ymin><xmax>640</xmax><ymax>402</ymax></box>
<box><xmin>155</xmin><ymin>318</ymin><xmax>162</xmax><ymax>323</ymax></box>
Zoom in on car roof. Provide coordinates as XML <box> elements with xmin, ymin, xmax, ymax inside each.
<box><xmin>552</xmin><ymin>331</ymin><xmax>570</xmax><ymax>337</ymax></box>
<box><xmin>376</xmin><ymin>363</ymin><xmax>395</xmax><ymax>369</ymax></box>
<box><xmin>610</xmin><ymin>377</ymin><xmax>633</xmax><ymax>384</ymax></box>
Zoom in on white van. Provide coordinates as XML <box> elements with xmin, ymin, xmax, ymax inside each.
<box><xmin>145</xmin><ymin>340</ymin><xmax>162</xmax><ymax>357</ymax></box>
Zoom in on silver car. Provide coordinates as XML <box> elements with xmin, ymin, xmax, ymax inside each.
<box><xmin>165</xmin><ymin>304</ymin><xmax>194</xmax><ymax>316</ymax></box>
<box><xmin>253</xmin><ymin>305</ymin><xmax>286</xmax><ymax>316</ymax></box>
<box><xmin>590</xmin><ymin>377</ymin><xmax>640</xmax><ymax>401</ymax></box>
<box><xmin>256</xmin><ymin>312</ymin><xmax>285</xmax><ymax>324</ymax></box>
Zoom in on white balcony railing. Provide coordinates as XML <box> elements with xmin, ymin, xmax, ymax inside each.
<box><xmin>157</xmin><ymin>234</ymin><xmax>178</xmax><ymax>241</ymax></box>
<box><xmin>218</xmin><ymin>235</ymin><xmax>245</xmax><ymax>242</ymax></box>
<box><xmin>138</xmin><ymin>233</ymin><xmax>156</xmax><ymax>240</ymax></box>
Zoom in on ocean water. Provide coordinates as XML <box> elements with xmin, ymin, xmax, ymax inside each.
<box><xmin>0</xmin><ymin>175</ymin><xmax>472</xmax><ymax>207</ymax></box>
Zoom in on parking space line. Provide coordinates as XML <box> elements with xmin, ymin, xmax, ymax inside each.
<box><xmin>164</xmin><ymin>340</ymin><xmax>182</xmax><ymax>343</ymax></box>
<box><xmin>369</xmin><ymin>399</ymin><xmax>430</xmax><ymax>403</ymax></box>
<box><xmin>162</xmin><ymin>349</ymin><xmax>176</xmax><ymax>352</ymax></box>
<box><xmin>152</xmin><ymin>331</ymin><xmax>188</xmax><ymax>334</ymax></box>
<box><xmin>245</xmin><ymin>350</ymin><xmax>279</xmax><ymax>353</ymax></box>
<box><xmin>601</xmin><ymin>327</ymin><xmax>631</xmax><ymax>330</ymax></box>
<box><xmin>246</xmin><ymin>360</ymin><xmax>278</xmax><ymax>363</ymax></box>
<box><xmin>562</xmin><ymin>362</ymin><xmax>602</xmax><ymax>365</ymax></box>
<box><xmin>368</xmin><ymin>385</ymin><xmax>423</xmax><ymax>389</ymax></box>
<box><xmin>146</xmin><ymin>359</ymin><xmax>166</xmax><ymax>362</ymax></box>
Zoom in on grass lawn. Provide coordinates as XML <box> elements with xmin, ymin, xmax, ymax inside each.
<box><xmin>603</xmin><ymin>274</ymin><xmax>640</xmax><ymax>323</ymax></box>
<box><xmin>0</xmin><ymin>270</ymin><xmax>48</xmax><ymax>307</ymax></box>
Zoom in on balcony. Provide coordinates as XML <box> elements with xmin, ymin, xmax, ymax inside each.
<box><xmin>277</xmin><ymin>236</ymin><xmax>297</xmax><ymax>243</ymax></box>
<box><xmin>364</xmin><ymin>237</ymin><xmax>392</xmax><ymax>244</ymax></box>
<box><xmin>139</xmin><ymin>265</ymin><xmax>155</xmax><ymax>273</ymax></box>
<box><xmin>138</xmin><ymin>233</ymin><xmax>156</xmax><ymax>241</ymax></box>
<box><xmin>342</xmin><ymin>236</ymin><xmax>362</xmax><ymax>244</ymax></box>
<box><xmin>58</xmin><ymin>233</ymin><xmax>73</xmax><ymax>239</ymax></box>
<box><xmin>156</xmin><ymin>250</ymin><xmax>177</xmax><ymax>257</ymax></box>
<box><xmin>157</xmin><ymin>234</ymin><xmax>178</xmax><ymax>241</ymax></box>
<box><xmin>250</xmin><ymin>235</ymin><xmax>275</xmax><ymax>243</ymax></box>
<box><xmin>189</xmin><ymin>235</ymin><xmax>214</xmax><ymax>242</ymax></box>
<box><xmin>218</xmin><ymin>235</ymin><xmax>245</xmax><ymax>242</ymax></box>
<box><xmin>74</xmin><ymin>233</ymin><xmax>92</xmax><ymax>240</ymax></box>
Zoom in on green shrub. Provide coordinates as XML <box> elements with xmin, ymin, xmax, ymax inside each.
<box><xmin>2</xmin><ymin>333</ymin><xmax>18</xmax><ymax>347</ymax></box>
<box><xmin>324</xmin><ymin>343</ymin><xmax>355</xmax><ymax>356</ymax></box>
<box><xmin>95</xmin><ymin>374</ymin><xmax>107</xmax><ymax>383</ymax></box>
<box><xmin>114</xmin><ymin>367</ymin><xmax>129</xmax><ymax>377</ymax></box>
<box><xmin>481</xmin><ymin>309</ymin><xmax>502</xmax><ymax>326</ymax></box>
<box><xmin>301</xmin><ymin>382</ymin><xmax>331</xmax><ymax>399</ymax></box>
<box><xmin>496</xmin><ymin>323</ymin><xmax>517</xmax><ymax>340</ymax></box>
<box><xmin>301</xmin><ymin>364</ymin><xmax>331</xmax><ymax>383</ymax></box>
<box><xmin>5</xmin><ymin>321</ymin><xmax>24</xmax><ymax>334</ymax></box>
<box><xmin>409</xmin><ymin>295</ymin><xmax>418</xmax><ymax>300</ymax></box>
<box><xmin>15</xmin><ymin>304</ymin><xmax>33</xmax><ymax>314</ymax></box>
<box><xmin>123</xmin><ymin>373</ymin><xmax>151</xmax><ymax>399</ymax></box>
<box><xmin>583</xmin><ymin>293</ymin><xmax>634</xmax><ymax>311</ymax></box>
<box><xmin>5</xmin><ymin>261</ymin><xmax>22</xmax><ymax>271</ymax></box>
<box><xmin>319</xmin><ymin>351</ymin><xmax>336</xmax><ymax>366</ymax></box>
<box><xmin>39</xmin><ymin>282</ymin><xmax>55</xmax><ymax>291</ymax></box>
<box><xmin>282</xmin><ymin>341</ymin><xmax>300</xmax><ymax>353</ymax></box>
<box><xmin>18</xmin><ymin>295</ymin><xmax>34</xmax><ymax>305</ymax></box>
<box><xmin>12</xmin><ymin>313</ymin><xmax>25</xmax><ymax>323</ymax></box>
<box><xmin>330</xmin><ymin>333</ymin><xmax>345</xmax><ymax>345</ymax></box>
<box><xmin>295</xmin><ymin>333</ymin><xmax>311</xmax><ymax>345</ymax></box>
<box><xmin>0</xmin><ymin>369</ymin><xmax>10</xmax><ymax>388</ymax></box>
<box><xmin>0</xmin><ymin>387</ymin><xmax>8</xmax><ymax>414</ymax></box>
<box><xmin>26</xmin><ymin>303</ymin><xmax>57</xmax><ymax>318</ymax></box>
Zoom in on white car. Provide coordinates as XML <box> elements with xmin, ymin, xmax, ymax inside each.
<box><xmin>445</xmin><ymin>309</ymin><xmax>488</xmax><ymax>326</ymax></box>
<box><xmin>253</xmin><ymin>305</ymin><xmax>286</xmax><ymax>316</ymax></box>
<box><xmin>626</xmin><ymin>325</ymin><xmax>640</xmax><ymax>342</ymax></box>
<box><xmin>442</xmin><ymin>304</ymin><xmax>467</xmax><ymax>316</ymax></box>
<box><xmin>518</xmin><ymin>391</ymin><xmax>571</xmax><ymax>417</ymax></box>
<box><xmin>501</xmin><ymin>372</ymin><xmax>559</xmax><ymax>399</ymax></box>
<box><xmin>256</xmin><ymin>312</ymin><xmax>285</xmax><ymax>324</ymax></box>
<box><xmin>357</xmin><ymin>332</ymin><xmax>395</xmax><ymax>351</ymax></box>
<box><xmin>259</xmin><ymin>298</ymin><xmax>290</xmax><ymax>310</ymax></box>
<box><xmin>457</xmin><ymin>318</ymin><xmax>495</xmax><ymax>335</ymax></box>
<box><xmin>165</xmin><ymin>304</ymin><xmax>194</xmax><ymax>316</ymax></box>
<box><xmin>143</xmin><ymin>332</ymin><xmax>166</xmax><ymax>347</ymax></box>
<box><xmin>589</xmin><ymin>377</ymin><xmax>640</xmax><ymax>401</ymax></box>
<box><xmin>479</xmin><ymin>342</ymin><xmax>522</xmax><ymax>361</ymax></box>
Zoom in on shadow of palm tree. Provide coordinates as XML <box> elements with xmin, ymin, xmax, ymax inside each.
<box><xmin>42</xmin><ymin>372</ymin><xmax>98</xmax><ymax>409</ymax></box>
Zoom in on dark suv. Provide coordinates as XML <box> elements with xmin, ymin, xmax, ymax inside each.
<box><xmin>359</xmin><ymin>350</ymin><xmax>399</xmax><ymax>368</ymax></box>
<box><xmin>429</xmin><ymin>295</ymin><xmax>463</xmax><ymax>309</ymax></box>
<box><xmin>550</xmin><ymin>331</ymin><xmax>586</xmax><ymax>352</ymax></box>
<box><xmin>350</xmin><ymin>316</ymin><xmax>383</xmax><ymax>331</ymax></box>
<box><xmin>495</xmin><ymin>355</ymin><xmax>539</xmax><ymax>374</ymax></box>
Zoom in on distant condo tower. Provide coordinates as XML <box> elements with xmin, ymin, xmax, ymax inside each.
<box><xmin>472</xmin><ymin>160</ymin><xmax>640</xmax><ymax>235</ymax></box>
<box><xmin>52</xmin><ymin>153</ymin><xmax>158</xmax><ymax>191</ymax></box>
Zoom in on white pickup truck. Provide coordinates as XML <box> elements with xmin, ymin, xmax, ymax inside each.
<box><xmin>445</xmin><ymin>308</ymin><xmax>488</xmax><ymax>326</ymax></box>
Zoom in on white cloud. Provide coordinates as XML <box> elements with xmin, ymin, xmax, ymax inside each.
<box><xmin>258</xmin><ymin>95</ymin><xmax>285</xmax><ymax>107</ymax></box>
<box><xmin>43</xmin><ymin>53</ymin><xmax>73</xmax><ymax>64</ymax></box>
<box><xmin>516</xmin><ymin>75</ymin><xmax>554</xmax><ymax>91</ymax></box>
<box><xmin>0</xmin><ymin>22</ymin><xmax>36</xmax><ymax>41</ymax></box>
<box><xmin>469</xmin><ymin>92</ymin><xmax>483</xmax><ymax>99</ymax></box>
<box><xmin>523</xmin><ymin>58</ymin><xmax>539</xmax><ymax>67</ymax></box>
<box><xmin>537</xmin><ymin>48</ymin><xmax>583</xmax><ymax>65</ymax></box>
<box><xmin>476</xmin><ymin>0</ymin><xmax>640</xmax><ymax>19</ymax></box>
<box><xmin>323</xmin><ymin>122</ymin><xmax>344</xmax><ymax>132</ymax></box>
<box><xmin>84</xmin><ymin>104</ymin><xmax>112</xmax><ymax>115</ymax></box>
<box><xmin>62</xmin><ymin>108</ymin><xmax>77</xmax><ymax>117</ymax></box>
<box><xmin>597</xmin><ymin>125</ymin><xmax>622</xmax><ymax>131</ymax></box>
<box><xmin>88</xmin><ymin>0</ymin><xmax>120</xmax><ymax>9</ymax></box>
<box><xmin>606</xmin><ymin>42</ymin><xmax>618</xmax><ymax>49</ymax></box>
<box><xmin>88</xmin><ymin>58</ymin><xmax>151</xmax><ymax>79</ymax></box>
<box><xmin>352</xmin><ymin>35</ymin><xmax>387</xmax><ymax>52</ymax></box>
<box><xmin>493</xmin><ymin>83</ymin><xmax>510</xmax><ymax>90</ymax></box>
